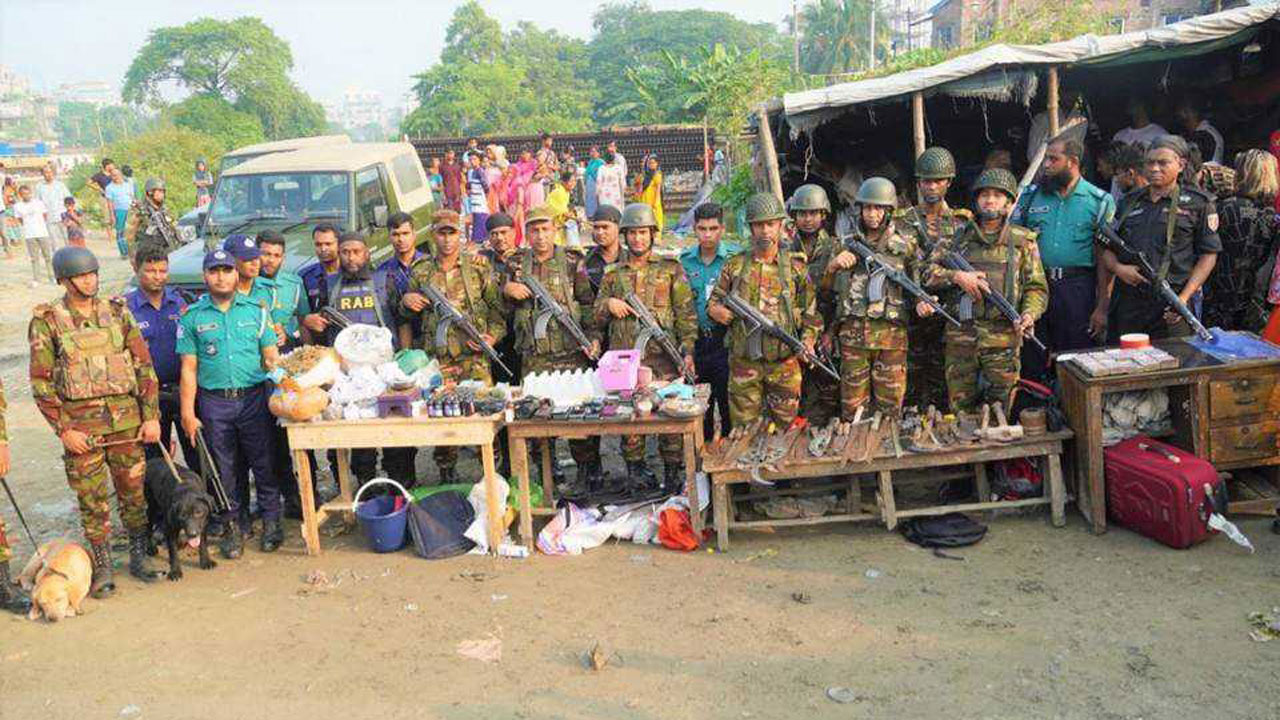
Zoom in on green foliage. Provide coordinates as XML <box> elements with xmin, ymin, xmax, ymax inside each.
<box><xmin>54</xmin><ymin>102</ymin><xmax>152</xmax><ymax>148</ymax></box>
<box><xmin>122</xmin><ymin>17</ymin><xmax>324</xmax><ymax>141</ymax></box>
<box><xmin>403</xmin><ymin>4</ymin><xmax>593</xmax><ymax>137</ymax></box>
<box><xmin>587</xmin><ymin>2</ymin><xmax>785</xmax><ymax>125</ymax></box>
<box><xmin>166</xmin><ymin>95</ymin><xmax>264</xmax><ymax>151</ymax></box>
<box><xmin>711</xmin><ymin>163</ymin><xmax>758</xmax><ymax>227</ymax></box>
<box><xmin>796</xmin><ymin>0</ymin><xmax>892</xmax><ymax>75</ymax></box>
<box><xmin>616</xmin><ymin>43</ymin><xmax>790</xmax><ymax>140</ymax></box>
<box><xmin>77</xmin><ymin>125</ymin><xmax>225</xmax><ymax>218</ymax></box>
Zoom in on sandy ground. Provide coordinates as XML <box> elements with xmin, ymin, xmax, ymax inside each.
<box><xmin>0</xmin><ymin>233</ymin><xmax>1278</xmax><ymax>719</ymax></box>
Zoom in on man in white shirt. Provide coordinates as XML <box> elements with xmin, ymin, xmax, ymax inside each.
<box><xmin>1112</xmin><ymin>98</ymin><xmax>1167</xmax><ymax>149</ymax></box>
<box><xmin>1174</xmin><ymin>97</ymin><xmax>1225</xmax><ymax>165</ymax></box>
<box><xmin>13</xmin><ymin>185</ymin><xmax>53</xmax><ymax>285</ymax></box>
<box><xmin>34</xmin><ymin>165</ymin><xmax>71</xmax><ymax>248</ymax></box>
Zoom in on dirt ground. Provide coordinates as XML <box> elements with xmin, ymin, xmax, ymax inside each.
<box><xmin>1</xmin><ymin>234</ymin><xmax>1278</xmax><ymax>719</ymax></box>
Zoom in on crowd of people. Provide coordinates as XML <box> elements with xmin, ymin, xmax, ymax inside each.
<box><xmin>428</xmin><ymin>133</ymin><xmax>665</xmax><ymax>248</ymax></box>
<box><xmin>0</xmin><ymin>163</ymin><xmax>83</xmax><ymax>286</ymax></box>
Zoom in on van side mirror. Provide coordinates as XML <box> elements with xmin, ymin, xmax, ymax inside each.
<box><xmin>373</xmin><ymin>205</ymin><xmax>389</xmax><ymax>227</ymax></box>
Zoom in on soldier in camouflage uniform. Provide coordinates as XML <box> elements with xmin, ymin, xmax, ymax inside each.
<box><xmin>506</xmin><ymin>206</ymin><xmax>604</xmax><ymax>491</ymax></box>
<box><xmin>898</xmin><ymin>147</ymin><xmax>972</xmax><ymax>412</ymax></box>
<box><xmin>925</xmin><ymin>169</ymin><xmax>1048</xmax><ymax>413</ymax></box>
<box><xmin>787</xmin><ymin>184</ymin><xmax>841</xmax><ymax>424</ymax></box>
<box><xmin>822</xmin><ymin>178</ymin><xmax>935</xmax><ymax>418</ymax></box>
<box><xmin>708</xmin><ymin>193</ymin><xmax>823</xmax><ymax>429</ymax></box>
<box><xmin>401</xmin><ymin>210</ymin><xmax>507</xmax><ymax>485</ymax></box>
<box><xmin>125</xmin><ymin>177</ymin><xmax>179</xmax><ymax>263</ymax></box>
<box><xmin>29</xmin><ymin>247</ymin><xmax>164</xmax><ymax>598</ymax></box>
<box><xmin>0</xmin><ymin>378</ymin><xmax>33</xmax><ymax>614</ymax></box>
<box><xmin>595</xmin><ymin>202</ymin><xmax>697</xmax><ymax>492</ymax></box>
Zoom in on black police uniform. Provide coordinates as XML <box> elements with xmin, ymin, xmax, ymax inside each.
<box><xmin>1107</xmin><ymin>185</ymin><xmax>1222</xmax><ymax>342</ymax></box>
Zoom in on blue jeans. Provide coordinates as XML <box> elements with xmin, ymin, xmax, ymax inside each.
<box><xmin>113</xmin><ymin>209</ymin><xmax>129</xmax><ymax>257</ymax></box>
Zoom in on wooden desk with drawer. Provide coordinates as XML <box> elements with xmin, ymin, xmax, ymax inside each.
<box><xmin>1057</xmin><ymin>338</ymin><xmax>1280</xmax><ymax>534</ymax></box>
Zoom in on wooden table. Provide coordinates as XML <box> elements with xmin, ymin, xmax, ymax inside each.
<box><xmin>1057</xmin><ymin>338</ymin><xmax>1280</xmax><ymax>534</ymax></box>
<box><xmin>506</xmin><ymin>414</ymin><xmax>704</xmax><ymax>548</ymax></box>
<box><xmin>283</xmin><ymin>414</ymin><xmax>506</xmax><ymax>555</ymax></box>
<box><xmin>705</xmin><ymin>431</ymin><xmax>1072</xmax><ymax>551</ymax></box>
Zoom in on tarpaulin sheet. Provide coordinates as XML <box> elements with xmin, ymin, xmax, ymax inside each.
<box><xmin>1189</xmin><ymin>329</ymin><xmax>1280</xmax><ymax>362</ymax></box>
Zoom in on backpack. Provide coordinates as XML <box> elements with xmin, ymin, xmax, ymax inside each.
<box><xmin>901</xmin><ymin>513</ymin><xmax>987</xmax><ymax>549</ymax></box>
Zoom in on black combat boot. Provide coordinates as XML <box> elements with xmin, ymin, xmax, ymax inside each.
<box><xmin>89</xmin><ymin>541</ymin><xmax>115</xmax><ymax>599</ymax></box>
<box><xmin>662</xmin><ymin>463</ymin><xmax>686</xmax><ymax>496</ymax></box>
<box><xmin>128</xmin><ymin>531</ymin><xmax>162</xmax><ymax>582</ymax></box>
<box><xmin>260</xmin><ymin>518</ymin><xmax>283</xmax><ymax>553</ymax></box>
<box><xmin>586</xmin><ymin>461</ymin><xmax>606</xmax><ymax>494</ymax></box>
<box><xmin>220</xmin><ymin>523</ymin><xmax>244</xmax><ymax>560</ymax></box>
<box><xmin>438</xmin><ymin>466</ymin><xmax>457</xmax><ymax>485</ymax></box>
<box><xmin>0</xmin><ymin>561</ymin><xmax>31</xmax><ymax>614</ymax></box>
<box><xmin>626</xmin><ymin>461</ymin><xmax>658</xmax><ymax>491</ymax></box>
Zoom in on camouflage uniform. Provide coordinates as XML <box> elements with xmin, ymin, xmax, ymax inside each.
<box><xmin>897</xmin><ymin>204</ymin><xmax>972</xmax><ymax>411</ymax></box>
<box><xmin>594</xmin><ymin>255</ymin><xmax>698</xmax><ymax>465</ymax></box>
<box><xmin>510</xmin><ymin>246</ymin><xmax>603</xmax><ymax>470</ymax></box>
<box><xmin>712</xmin><ymin>251</ymin><xmax>822</xmax><ymax>428</ymax></box>
<box><xmin>925</xmin><ymin>222</ymin><xmax>1048</xmax><ymax>413</ymax></box>
<box><xmin>791</xmin><ymin>230</ymin><xmax>841</xmax><ymax>424</ymax></box>
<box><xmin>124</xmin><ymin>199</ymin><xmax>177</xmax><ymax>262</ymax></box>
<box><xmin>401</xmin><ymin>250</ymin><xmax>506</xmax><ymax>471</ymax></box>
<box><xmin>822</xmin><ymin>224</ymin><xmax>923</xmax><ymax>418</ymax></box>
<box><xmin>28</xmin><ymin>296</ymin><xmax>160</xmax><ymax>546</ymax></box>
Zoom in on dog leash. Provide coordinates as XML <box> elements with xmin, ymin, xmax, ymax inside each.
<box><xmin>0</xmin><ymin>476</ymin><xmax>38</xmax><ymax>547</ymax></box>
<box><xmin>155</xmin><ymin>441</ymin><xmax>187</xmax><ymax>487</ymax></box>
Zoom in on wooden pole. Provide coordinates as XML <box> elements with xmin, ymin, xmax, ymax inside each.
<box><xmin>911</xmin><ymin>91</ymin><xmax>925</xmax><ymax>160</ymax></box>
<box><xmin>1047</xmin><ymin>66</ymin><xmax>1060</xmax><ymax>138</ymax></box>
<box><xmin>757</xmin><ymin>106</ymin><xmax>785</xmax><ymax>203</ymax></box>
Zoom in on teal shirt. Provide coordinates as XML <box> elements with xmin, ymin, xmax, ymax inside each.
<box><xmin>177</xmin><ymin>294</ymin><xmax>278</xmax><ymax>390</ymax></box>
<box><xmin>239</xmin><ymin>276</ymin><xmax>276</xmax><ymax>313</ymax></box>
<box><xmin>1014</xmin><ymin>177</ymin><xmax>1115</xmax><ymax>268</ymax></box>
<box><xmin>680</xmin><ymin>241</ymin><xmax>742</xmax><ymax>331</ymax></box>
<box><xmin>265</xmin><ymin>270</ymin><xmax>304</xmax><ymax>340</ymax></box>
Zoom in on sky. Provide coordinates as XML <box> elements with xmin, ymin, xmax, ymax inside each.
<box><xmin>0</xmin><ymin>0</ymin><xmax>790</xmax><ymax>108</ymax></box>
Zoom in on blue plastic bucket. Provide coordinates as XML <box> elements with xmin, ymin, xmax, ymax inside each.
<box><xmin>354</xmin><ymin>479</ymin><xmax>410</xmax><ymax>553</ymax></box>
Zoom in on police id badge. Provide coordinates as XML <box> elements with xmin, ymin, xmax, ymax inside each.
<box><xmin>204</xmin><ymin>342</ymin><xmax>219</xmax><ymax>357</ymax></box>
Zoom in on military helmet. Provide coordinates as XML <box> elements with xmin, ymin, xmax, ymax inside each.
<box><xmin>744</xmin><ymin>192</ymin><xmax>787</xmax><ymax>223</ymax></box>
<box><xmin>915</xmin><ymin>147</ymin><xmax>956</xmax><ymax>180</ymax></box>
<box><xmin>53</xmin><ymin>246</ymin><xmax>100</xmax><ymax>280</ymax></box>
<box><xmin>855</xmin><ymin>177</ymin><xmax>897</xmax><ymax>207</ymax></box>
<box><xmin>788</xmin><ymin>184</ymin><xmax>831</xmax><ymax>213</ymax></box>
<box><xmin>972</xmin><ymin>168</ymin><xmax>1018</xmax><ymax>199</ymax></box>
<box><xmin>144</xmin><ymin>177</ymin><xmax>165</xmax><ymax>194</ymax></box>
<box><xmin>619</xmin><ymin>202</ymin><xmax>658</xmax><ymax>231</ymax></box>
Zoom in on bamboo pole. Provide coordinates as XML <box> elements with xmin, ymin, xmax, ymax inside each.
<box><xmin>911</xmin><ymin>91</ymin><xmax>925</xmax><ymax>159</ymax></box>
<box><xmin>1047</xmin><ymin>66</ymin><xmax>1060</xmax><ymax>138</ymax></box>
<box><xmin>757</xmin><ymin>106</ymin><xmax>785</xmax><ymax>203</ymax></box>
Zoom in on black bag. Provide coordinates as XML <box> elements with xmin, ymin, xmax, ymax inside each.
<box><xmin>406</xmin><ymin>491</ymin><xmax>476</xmax><ymax>559</ymax></box>
<box><xmin>901</xmin><ymin>513</ymin><xmax>987</xmax><ymax>549</ymax></box>
<box><xmin>1011</xmin><ymin>378</ymin><xmax>1066</xmax><ymax>432</ymax></box>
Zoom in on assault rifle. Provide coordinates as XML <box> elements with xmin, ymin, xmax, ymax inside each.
<box><xmin>1096</xmin><ymin>223</ymin><xmax>1213</xmax><ymax>342</ymax></box>
<box><xmin>837</xmin><ymin>233</ymin><xmax>961</xmax><ymax>328</ymax></box>
<box><xmin>716</xmin><ymin>291</ymin><xmax>840</xmax><ymax>382</ymax></box>
<box><xmin>319</xmin><ymin>307</ymin><xmax>351</xmax><ymax>331</ymax></box>
<box><xmin>522</xmin><ymin>275</ymin><xmax>598</xmax><ymax>360</ymax></box>
<box><xmin>193</xmin><ymin>429</ymin><xmax>232</xmax><ymax>514</ymax></box>
<box><xmin>623</xmin><ymin>291</ymin><xmax>694</xmax><ymax>383</ymax></box>
<box><xmin>421</xmin><ymin>281</ymin><xmax>513</xmax><ymax>376</ymax></box>
<box><xmin>940</xmin><ymin>251</ymin><xmax>1047</xmax><ymax>352</ymax></box>
<box><xmin>138</xmin><ymin>200</ymin><xmax>182</xmax><ymax>252</ymax></box>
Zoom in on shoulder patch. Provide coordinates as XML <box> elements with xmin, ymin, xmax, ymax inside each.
<box><xmin>32</xmin><ymin>302</ymin><xmax>53</xmax><ymax>319</ymax></box>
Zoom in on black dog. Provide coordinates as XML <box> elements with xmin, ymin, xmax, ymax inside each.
<box><xmin>144</xmin><ymin>457</ymin><xmax>216</xmax><ymax>580</ymax></box>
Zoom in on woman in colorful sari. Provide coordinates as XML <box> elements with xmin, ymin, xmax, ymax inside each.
<box><xmin>637</xmin><ymin>154</ymin><xmax>664</xmax><ymax>235</ymax></box>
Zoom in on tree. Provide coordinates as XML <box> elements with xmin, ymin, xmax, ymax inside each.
<box><xmin>122</xmin><ymin>17</ymin><xmax>324</xmax><ymax>140</ymax></box>
<box><xmin>71</xmin><ymin>125</ymin><xmax>225</xmax><ymax>222</ymax></box>
<box><xmin>402</xmin><ymin>4</ymin><xmax>593</xmax><ymax>137</ymax></box>
<box><xmin>166</xmin><ymin>95</ymin><xmax>264</xmax><ymax>151</ymax></box>
<box><xmin>54</xmin><ymin>102</ymin><xmax>152</xmax><ymax>148</ymax></box>
<box><xmin>796</xmin><ymin>0</ymin><xmax>891</xmax><ymax>75</ymax></box>
<box><xmin>586</xmin><ymin>2</ymin><xmax>785</xmax><ymax>124</ymax></box>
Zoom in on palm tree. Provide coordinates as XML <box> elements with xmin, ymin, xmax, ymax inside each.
<box><xmin>798</xmin><ymin>0</ymin><xmax>890</xmax><ymax>75</ymax></box>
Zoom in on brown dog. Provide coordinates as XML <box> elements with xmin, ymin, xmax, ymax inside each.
<box><xmin>18</xmin><ymin>539</ymin><xmax>92</xmax><ymax>622</ymax></box>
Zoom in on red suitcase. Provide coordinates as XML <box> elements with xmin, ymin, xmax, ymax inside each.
<box><xmin>1104</xmin><ymin>436</ymin><xmax>1228</xmax><ymax>549</ymax></box>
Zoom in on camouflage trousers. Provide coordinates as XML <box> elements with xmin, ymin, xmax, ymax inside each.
<box><xmin>944</xmin><ymin>329</ymin><xmax>1020</xmax><ymax>414</ymax></box>
<box><xmin>728</xmin><ymin>355</ymin><xmax>803</xmax><ymax>429</ymax></box>
<box><xmin>523</xmin><ymin>351</ymin><xmax>601</xmax><ymax>469</ymax></box>
<box><xmin>906</xmin><ymin>313</ymin><xmax>949</xmax><ymax>412</ymax></box>
<box><xmin>799</xmin><ymin>361</ymin><xmax>841</xmax><ymax>425</ymax></box>
<box><xmin>623</xmin><ymin>354</ymin><xmax>682</xmax><ymax>465</ymax></box>
<box><xmin>65</xmin><ymin>427</ymin><xmax>147</xmax><ymax>545</ymax></box>
<box><xmin>434</xmin><ymin>355</ymin><xmax>494</xmax><ymax>470</ymax></box>
<box><xmin>0</xmin><ymin>515</ymin><xmax>10</xmax><ymax>564</ymax></box>
<box><xmin>839</xmin><ymin>343</ymin><xmax>908</xmax><ymax>419</ymax></box>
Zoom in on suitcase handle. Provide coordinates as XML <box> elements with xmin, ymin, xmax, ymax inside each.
<box><xmin>1137</xmin><ymin>441</ymin><xmax>1180</xmax><ymax>464</ymax></box>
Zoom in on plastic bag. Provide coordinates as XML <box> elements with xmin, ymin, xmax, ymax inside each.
<box><xmin>334</xmin><ymin>324</ymin><xmax>394</xmax><ymax>369</ymax></box>
<box><xmin>463</xmin><ymin>474</ymin><xmax>510</xmax><ymax>554</ymax></box>
<box><xmin>395</xmin><ymin>349</ymin><xmax>431</xmax><ymax>376</ymax></box>
<box><xmin>377</xmin><ymin>361</ymin><xmax>413</xmax><ymax>388</ymax></box>
<box><xmin>330</xmin><ymin>366</ymin><xmax>386</xmax><ymax>405</ymax></box>
<box><xmin>412</xmin><ymin>360</ymin><xmax>443</xmax><ymax>391</ymax></box>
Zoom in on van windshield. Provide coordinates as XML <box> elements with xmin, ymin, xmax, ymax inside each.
<box><xmin>208</xmin><ymin>172</ymin><xmax>349</xmax><ymax>226</ymax></box>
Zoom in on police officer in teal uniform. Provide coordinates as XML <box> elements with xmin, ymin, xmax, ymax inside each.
<box><xmin>257</xmin><ymin>229</ymin><xmax>305</xmax><ymax>351</ymax></box>
<box><xmin>679</xmin><ymin>201</ymin><xmax>739</xmax><ymax>440</ymax></box>
<box><xmin>224</xmin><ymin>234</ymin><xmax>278</xmax><ymax>316</ymax></box>
<box><xmin>178</xmin><ymin>249</ymin><xmax>283</xmax><ymax>558</ymax></box>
